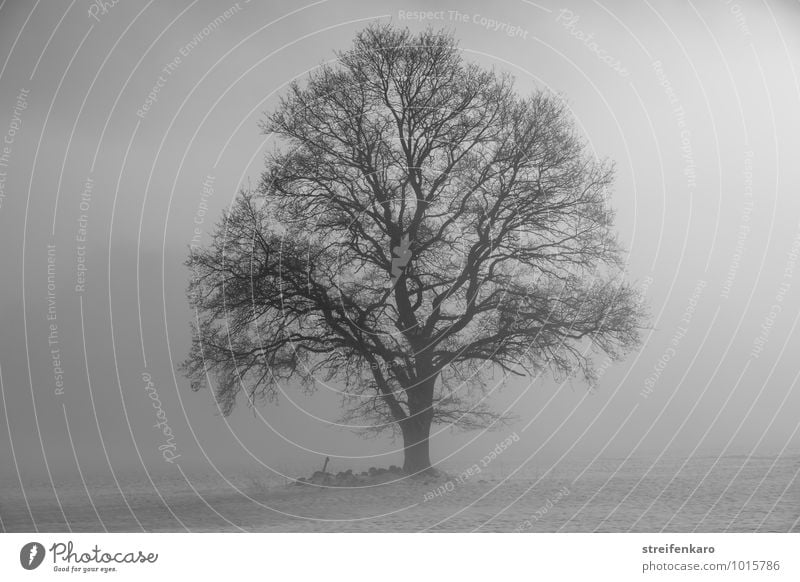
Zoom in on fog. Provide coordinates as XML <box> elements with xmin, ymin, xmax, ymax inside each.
<box><xmin>1</xmin><ymin>0</ymin><xmax>799</xmax><ymax>492</ymax></box>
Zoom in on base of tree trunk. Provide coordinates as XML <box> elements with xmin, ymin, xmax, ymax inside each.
<box><xmin>402</xmin><ymin>423</ymin><xmax>433</xmax><ymax>474</ymax></box>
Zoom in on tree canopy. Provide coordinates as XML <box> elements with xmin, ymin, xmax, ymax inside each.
<box><xmin>183</xmin><ymin>24</ymin><xmax>645</xmax><ymax>472</ymax></box>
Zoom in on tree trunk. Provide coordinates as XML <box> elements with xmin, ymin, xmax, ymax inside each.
<box><xmin>399</xmin><ymin>364</ymin><xmax>437</xmax><ymax>474</ymax></box>
<box><xmin>401</xmin><ymin>415</ymin><xmax>433</xmax><ymax>474</ymax></box>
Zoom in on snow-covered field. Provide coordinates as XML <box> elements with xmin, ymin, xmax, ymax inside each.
<box><xmin>3</xmin><ymin>454</ymin><xmax>798</xmax><ymax>532</ymax></box>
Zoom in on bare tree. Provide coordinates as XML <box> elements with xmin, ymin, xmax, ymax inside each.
<box><xmin>183</xmin><ymin>24</ymin><xmax>645</xmax><ymax>474</ymax></box>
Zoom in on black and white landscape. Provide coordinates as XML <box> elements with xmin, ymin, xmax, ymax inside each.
<box><xmin>0</xmin><ymin>0</ymin><xmax>799</xmax><ymax>533</ymax></box>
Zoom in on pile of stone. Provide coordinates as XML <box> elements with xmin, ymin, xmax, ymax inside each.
<box><xmin>294</xmin><ymin>465</ymin><xmax>405</xmax><ymax>487</ymax></box>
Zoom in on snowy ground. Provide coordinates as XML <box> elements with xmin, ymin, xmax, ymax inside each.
<box><xmin>2</xmin><ymin>455</ymin><xmax>798</xmax><ymax>532</ymax></box>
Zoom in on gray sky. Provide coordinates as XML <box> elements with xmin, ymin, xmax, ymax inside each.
<box><xmin>1</xmin><ymin>0</ymin><xmax>800</xmax><ymax>487</ymax></box>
